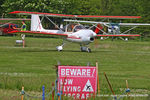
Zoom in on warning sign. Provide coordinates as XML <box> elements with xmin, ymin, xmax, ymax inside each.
<box><xmin>58</xmin><ymin>66</ymin><xmax>97</xmax><ymax>99</ymax></box>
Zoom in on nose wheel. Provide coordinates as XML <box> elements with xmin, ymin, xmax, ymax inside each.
<box><xmin>56</xmin><ymin>45</ymin><xmax>63</xmax><ymax>51</ymax></box>
<box><xmin>80</xmin><ymin>46</ymin><xmax>91</xmax><ymax>53</ymax></box>
<box><xmin>56</xmin><ymin>43</ymin><xmax>65</xmax><ymax>51</ymax></box>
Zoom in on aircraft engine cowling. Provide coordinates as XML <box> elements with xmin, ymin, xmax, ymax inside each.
<box><xmin>82</xmin><ymin>37</ymin><xmax>95</xmax><ymax>44</ymax></box>
<box><xmin>89</xmin><ymin>37</ymin><xmax>94</xmax><ymax>42</ymax></box>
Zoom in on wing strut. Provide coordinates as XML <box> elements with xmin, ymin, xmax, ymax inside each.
<box><xmin>45</xmin><ymin>16</ymin><xmax>63</xmax><ymax>31</ymax></box>
<box><xmin>121</xmin><ymin>26</ymin><xmax>137</xmax><ymax>34</ymax></box>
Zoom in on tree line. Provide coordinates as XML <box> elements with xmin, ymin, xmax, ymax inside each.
<box><xmin>1</xmin><ymin>0</ymin><xmax>150</xmax><ymax>35</ymax></box>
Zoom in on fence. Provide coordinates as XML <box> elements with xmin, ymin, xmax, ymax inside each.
<box><xmin>21</xmin><ymin>83</ymin><xmax>55</xmax><ymax>100</ymax></box>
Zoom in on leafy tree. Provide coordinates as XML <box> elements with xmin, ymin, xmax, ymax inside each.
<box><xmin>0</xmin><ymin>0</ymin><xmax>5</xmax><ymax>17</ymax></box>
<box><xmin>1</xmin><ymin>0</ymin><xmax>64</xmax><ymax>17</ymax></box>
<box><xmin>1</xmin><ymin>0</ymin><xmax>150</xmax><ymax>34</ymax></box>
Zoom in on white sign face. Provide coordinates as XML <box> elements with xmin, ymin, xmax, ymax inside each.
<box><xmin>58</xmin><ymin>66</ymin><xmax>97</xmax><ymax>99</ymax></box>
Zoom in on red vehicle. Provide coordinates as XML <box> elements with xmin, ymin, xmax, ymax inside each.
<box><xmin>0</xmin><ymin>23</ymin><xmax>18</xmax><ymax>35</ymax></box>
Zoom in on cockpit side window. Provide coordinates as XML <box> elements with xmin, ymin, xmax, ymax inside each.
<box><xmin>10</xmin><ymin>25</ymin><xmax>14</xmax><ymax>29</ymax></box>
<box><xmin>67</xmin><ymin>24</ymin><xmax>74</xmax><ymax>32</ymax></box>
<box><xmin>65</xmin><ymin>23</ymin><xmax>78</xmax><ymax>32</ymax></box>
<box><xmin>73</xmin><ymin>25</ymin><xmax>85</xmax><ymax>32</ymax></box>
<box><xmin>2</xmin><ymin>24</ymin><xmax>9</xmax><ymax>28</ymax></box>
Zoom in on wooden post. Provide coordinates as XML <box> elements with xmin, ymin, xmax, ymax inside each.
<box><xmin>21</xmin><ymin>34</ymin><xmax>25</xmax><ymax>48</ymax></box>
<box><xmin>96</xmin><ymin>61</ymin><xmax>100</xmax><ymax>95</ymax></box>
<box><xmin>126</xmin><ymin>80</ymin><xmax>128</xmax><ymax>89</ymax></box>
<box><xmin>21</xmin><ymin>86</ymin><xmax>24</xmax><ymax>100</ymax></box>
<box><xmin>58</xmin><ymin>93</ymin><xmax>60</xmax><ymax>100</ymax></box>
<box><xmin>23</xmin><ymin>40</ymin><xmax>25</xmax><ymax>48</ymax></box>
<box><xmin>61</xmin><ymin>76</ymin><xmax>67</xmax><ymax>100</ymax></box>
<box><xmin>104</xmin><ymin>72</ymin><xmax>116</xmax><ymax>99</ymax></box>
<box><xmin>52</xmin><ymin>82</ymin><xmax>55</xmax><ymax>100</ymax></box>
<box><xmin>126</xmin><ymin>80</ymin><xmax>130</xmax><ymax>95</ymax></box>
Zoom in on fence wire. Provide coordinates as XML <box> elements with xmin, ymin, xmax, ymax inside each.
<box><xmin>22</xmin><ymin>87</ymin><xmax>54</xmax><ymax>100</ymax></box>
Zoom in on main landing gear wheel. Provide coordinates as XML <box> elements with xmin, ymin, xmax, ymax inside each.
<box><xmin>87</xmin><ymin>48</ymin><xmax>91</xmax><ymax>53</ymax></box>
<box><xmin>80</xmin><ymin>47</ymin><xmax>91</xmax><ymax>53</ymax></box>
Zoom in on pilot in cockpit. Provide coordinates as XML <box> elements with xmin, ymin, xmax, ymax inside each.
<box><xmin>64</xmin><ymin>23</ymin><xmax>85</xmax><ymax>32</ymax></box>
<box><xmin>73</xmin><ymin>25</ymin><xmax>85</xmax><ymax>32</ymax></box>
<box><xmin>66</xmin><ymin>23</ymin><xmax>77</xmax><ymax>32</ymax></box>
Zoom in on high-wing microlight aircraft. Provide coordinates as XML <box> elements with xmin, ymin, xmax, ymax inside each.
<box><xmin>8</xmin><ymin>11</ymin><xmax>144</xmax><ymax>52</ymax></box>
<box><xmin>64</xmin><ymin>19</ymin><xmax>150</xmax><ymax>38</ymax></box>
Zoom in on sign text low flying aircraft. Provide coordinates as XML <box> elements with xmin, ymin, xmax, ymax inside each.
<box><xmin>8</xmin><ymin>11</ymin><xmax>144</xmax><ymax>52</ymax></box>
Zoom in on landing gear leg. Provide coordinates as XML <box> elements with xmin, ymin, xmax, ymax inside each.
<box><xmin>80</xmin><ymin>45</ymin><xmax>91</xmax><ymax>53</ymax></box>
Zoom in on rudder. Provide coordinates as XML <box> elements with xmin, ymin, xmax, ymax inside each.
<box><xmin>31</xmin><ymin>14</ymin><xmax>44</xmax><ymax>31</ymax></box>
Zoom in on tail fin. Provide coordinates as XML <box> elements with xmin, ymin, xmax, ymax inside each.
<box><xmin>31</xmin><ymin>14</ymin><xmax>44</xmax><ymax>31</ymax></box>
<box><xmin>94</xmin><ymin>24</ymin><xmax>103</xmax><ymax>34</ymax></box>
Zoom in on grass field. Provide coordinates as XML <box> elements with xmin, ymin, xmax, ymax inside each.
<box><xmin>0</xmin><ymin>36</ymin><xmax>150</xmax><ymax>100</ymax></box>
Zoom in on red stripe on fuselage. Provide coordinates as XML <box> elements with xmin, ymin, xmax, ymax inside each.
<box><xmin>67</xmin><ymin>36</ymin><xmax>81</xmax><ymax>39</ymax></box>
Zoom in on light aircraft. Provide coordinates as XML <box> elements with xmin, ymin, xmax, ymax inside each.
<box><xmin>64</xmin><ymin>19</ymin><xmax>150</xmax><ymax>39</ymax></box>
<box><xmin>8</xmin><ymin>11</ymin><xmax>145</xmax><ymax>52</ymax></box>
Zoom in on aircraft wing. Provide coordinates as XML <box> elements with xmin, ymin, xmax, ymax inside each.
<box><xmin>0</xmin><ymin>18</ymin><xmax>30</xmax><ymax>21</ymax></box>
<box><xmin>96</xmin><ymin>34</ymin><xmax>140</xmax><ymax>37</ymax></box>
<box><xmin>9</xmin><ymin>11</ymin><xmax>141</xmax><ymax>19</ymax></box>
<box><xmin>64</xmin><ymin>19</ymin><xmax>150</xmax><ymax>26</ymax></box>
<box><xmin>8</xmin><ymin>30</ymin><xmax>68</xmax><ymax>37</ymax></box>
<box><xmin>119</xmin><ymin>23</ymin><xmax>150</xmax><ymax>26</ymax></box>
<box><xmin>64</xmin><ymin>19</ymin><xmax>109</xmax><ymax>24</ymax></box>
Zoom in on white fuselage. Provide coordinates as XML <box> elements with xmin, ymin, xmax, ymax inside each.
<box><xmin>66</xmin><ymin>29</ymin><xmax>96</xmax><ymax>45</ymax></box>
<box><xmin>39</xmin><ymin>29</ymin><xmax>97</xmax><ymax>45</ymax></box>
